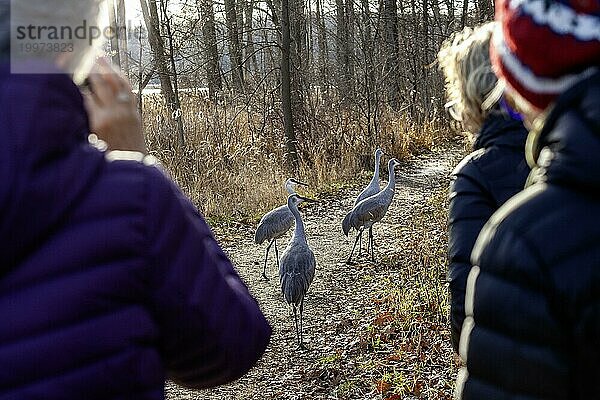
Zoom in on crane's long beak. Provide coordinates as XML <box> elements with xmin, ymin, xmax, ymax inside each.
<box><xmin>290</xmin><ymin>178</ymin><xmax>309</xmax><ymax>187</ymax></box>
<box><xmin>383</xmin><ymin>151</ymin><xmax>394</xmax><ymax>158</ymax></box>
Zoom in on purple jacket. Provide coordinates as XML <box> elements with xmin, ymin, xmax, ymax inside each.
<box><xmin>0</xmin><ymin>63</ymin><xmax>271</xmax><ymax>399</ymax></box>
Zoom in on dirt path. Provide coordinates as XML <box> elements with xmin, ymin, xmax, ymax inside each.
<box><xmin>166</xmin><ymin>145</ymin><xmax>464</xmax><ymax>400</ymax></box>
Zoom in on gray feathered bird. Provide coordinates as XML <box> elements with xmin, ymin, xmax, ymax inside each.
<box><xmin>255</xmin><ymin>178</ymin><xmax>308</xmax><ymax>280</ymax></box>
<box><xmin>350</xmin><ymin>148</ymin><xmax>387</xmax><ymax>255</ymax></box>
<box><xmin>342</xmin><ymin>158</ymin><xmax>400</xmax><ymax>263</ymax></box>
<box><xmin>354</xmin><ymin>148</ymin><xmax>385</xmax><ymax>205</ymax></box>
<box><xmin>279</xmin><ymin>194</ymin><xmax>317</xmax><ymax>350</ymax></box>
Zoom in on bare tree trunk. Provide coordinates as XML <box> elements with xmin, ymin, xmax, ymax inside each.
<box><xmin>116</xmin><ymin>0</ymin><xmax>129</xmax><ymax>78</ymax></box>
<box><xmin>237</xmin><ymin>0</ymin><xmax>245</xmax><ymax>48</ymax></box>
<box><xmin>432</xmin><ymin>0</ymin><xmax>442</xmax><ymax>36</ymax></box>
<box><xmin>140</xmin><ymin>0</ymin><xmax>184</xmax><ymax>146</ymax></box>
<box><xmin>383</xmin><ymin>0</ymin><xmax>401</xmax><ymax>109</ymax></box>
<box><xmin>108</xmin><ymin>0</ymin><xmax>120</xmax><ymax>67</ymax></box>
<box><xmin>281</xmin><ymin>0</ymin><xmax>299</xmax><ymax>171</ymax></box>
<box><xmin>360</xmin><ymin>0</ymin><xmax>376</xmax><ymax>139</ymax></box>
<box><xmin>245</xmin><ymin>0</ymin><xmax>260</xmax><ymax>74</ymax></box>
<box><xmin>423</xmin><ymin>0</ymin><xmax>429</xmax><ymax>61</ymax></box>
<box><xmin>140</xmin><ymin>0</ymin><xmax>176</xmax><ymax>108</ymax></box>
<box><xmin>444</xmin><ymin>0</ymin><xmax>456</xmax><ymax>32</ymax></box>
<box><xmin>225</xmin><ymin>0</ymin><xmax>244</xmax><ymax>92</ymax></box>
<box><xmin>290</xmin><ymin>0</ymin><xmax>306</xmax><ymax>92</ymax></box>
<box><xmin>159</xmin><ymin>0</ymin><xmax>185</xmax><ymax>146</ymax></box>
<box><xmin>198</xmin><ymin>0</ymin><xmax>222</xmax><ymax>99</ymax></box>
<box><xmin>135</xmin><ymin>34</ymin><xmax>156</xmax><ymax>118</ymax></box>
<box><xmin>263</xmin><ymin>0</ymin><xmax>281</xmax><ymax>90</ymax></box>
<box><xmin>306</xmin><ymin>0</ymin><xmax>313</xmax><ymax>69</ymax></box>
<box><xmin>315</xmin><ymin>0</ymin><xmax>328</xmax><ymax>87</ymax></box>
<box><xmin>136</xmin><ymin>31</ymin><xmax>146</xmax><ymax>117</ymax></box>
<box><xmin>461</xmin><ymin>0</ymin><xmax>469</xmax><ymax>28</ymax></box>
<box><xmin>290</xmin><ymin>0</ymin><xmax>306</xmax><ymax>150</ymax></box>
<box><xmin>345</xmin><ymin>0</ymin><xmax>355</xmax><ymax>98</ymax></box>
<box><xmin>336</xmin><ymin>0</ymin><xmax>348</xmax><ymax>97</ymax></box>
<box><xmin>422</xmin><ymin>0</ymin><xmax>430</xmax><ymax>117</ymax></box>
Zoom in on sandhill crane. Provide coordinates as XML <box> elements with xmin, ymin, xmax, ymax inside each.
<box><xmin>255</xmin><ymin>178</ymin><xmax>308</xmax><ymax>280</ymax></box>
<box><xmin>280</xmin><ymin>194</ymin><xmax>317</xmax><ymax>350</ymax></box>
<box><xmin>355</xmin><ymin>148</ymin><xmax>386</xmax><ymax>205</ymax></box>
<box><xmin>342</xmin><ymin>158</ymin><xmax>401</xmax><ymax>263</ymax></box>
<box><xmin>350</xmin><ymin>148</ymin><xmax>388</xmax><ymax>256</ymax></box>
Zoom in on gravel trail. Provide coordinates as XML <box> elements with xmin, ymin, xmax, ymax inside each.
<box><xmin>166</xmin><ymin>145</ymin><xmax>463</xmax><ymax>400</ymax></box>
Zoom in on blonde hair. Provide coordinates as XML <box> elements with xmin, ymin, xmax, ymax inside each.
<box><xmin>438</xmin><ymin>22</ymin><xmax>499</xmax><ymax>134</ymax></box>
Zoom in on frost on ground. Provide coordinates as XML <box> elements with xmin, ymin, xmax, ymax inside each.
<box><xmin>166</xmin><ymin>145</ymin><xmax>464</xmax><ymax>400</ymax></box>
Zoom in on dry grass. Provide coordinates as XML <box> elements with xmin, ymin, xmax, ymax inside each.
<box><xmin>360</xmin><ymin>190</ymin><xmax>458</xmax><ymax>399</ymax></box>
<box><xmin>311</xmin><ymin>189</ymin><xmax>459</xmax><ymax>399</ymax></box>
<box><xmin>142</xmin><ymin>94</ymin><xmax>455</xmax><ymax>221</ymax></box>
<box><xmin>147</xmin><ymin>91</ymin><xmax>463</xmax><ymax>398</ymax></box>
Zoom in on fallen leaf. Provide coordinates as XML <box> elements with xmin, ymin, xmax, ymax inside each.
<box><xmin>373</xmin><ymin>313</ymin><xmax>395</xmax><ymax>326</ymax></box>
<box><xmin>376</xmin><ymin>380</ymin><xmax>391</xmax><ymax>393</ymax></box>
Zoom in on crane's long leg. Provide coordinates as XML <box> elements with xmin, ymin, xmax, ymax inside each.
<box><xmin>347</xmin><ymin>228</ymin><xmax>364</xmax><ymax>264</ymax></box>
<box><xmin>262</xmin><ymin>240</ymin><xmax>274</xmax><ymax>281</ymax></box>
<box><xmin>292</xmin><ymin>304</ymin><xmax>300</xmax><ymax>348</ymax></box>
<box><xmin>369</xmin><ymin>227</ymin><xmax>375</xmax><ymax>262</ymax></box>
<box><xmin>274</xmin><ymin>239</ymin><xmax>280</xmax><ymax>271</ymax></box>
<box><xmin>298</xmin><ymin>299</ymin><xmax>307</xmax><ymax>350</ymax></box>
<box><xmin>366</xmin><ymin>227</ymin><xmax>371</xmax><ymax>257</ymax></box>
<box><xmin>358</xmin><ymin>230</ymin><xmax>363</xmax><ymax>257</ymax></box>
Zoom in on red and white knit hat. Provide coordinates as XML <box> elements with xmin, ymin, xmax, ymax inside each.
<box><xmin>491</xmin><ymin>0</ymin><xmax>600</xmax><ymax>110</ymax></box>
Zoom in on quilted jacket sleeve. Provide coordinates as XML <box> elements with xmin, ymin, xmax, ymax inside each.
<box><xmin>447</xmin><ymin>155</ymin><xmax>497</xmax><ymax>351</ymax></box>
<box><xmin>573</xmin><ymin>301</ymin><xmax>600</xmax><ymax>396</ymax></box>
<box><xmin>144</xmin><ymin>166</ymin><xmax>271</xmax><ymax>389</ymax></box>
<box><xmin>457</xmin><ymin>193</ymin><xmax>570</xmax><ymax>399</ymax></box>
<box><xmin>458</xmin><ymin>238</ymin><xmax>568</xmax><ymax>400</ymax></box>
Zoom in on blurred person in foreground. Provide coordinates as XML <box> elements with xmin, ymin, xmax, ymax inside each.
<box><xmin>438</xmin><ymin>22</ymin><xmax>530</xmax><ymax>352</ymax></box>
<box><xmin>0</xmin><ymin>1</ymin><xmax>271</xmax><ymax>398</ymax></box>
<box><xmin>455</xmin><ymin>0</ymin><xmax>600</xmax><ymax>399</ymax></box>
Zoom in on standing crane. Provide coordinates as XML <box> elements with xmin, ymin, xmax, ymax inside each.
<box><xmin>354</xmin><ymin>148</ymin><xmax>386</xmax><ymax>205</ymax></box>
<box><xmin>279</xmin><ymin>194</ymin><xmax>317</xmax><ymax>350</ymax></box>
<box><xmin>255</xmin><ymin>178</ymin><xmax>308</xmax><ymax>280</ymax></box>
<box><xmin>349</xmin><ymin>148</ymin><xmax>388</xmax><ymax>256</ymax></box>
<box><xmin>342</xmin><ymin>158</ymin><xmax>401</xmax><ymax>263</ymax></box>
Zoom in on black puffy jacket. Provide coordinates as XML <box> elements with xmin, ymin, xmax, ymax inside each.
<box><xmin>455</xmin><ymin>72</ymin><xmax>600</xmax><ymax>399</ymax></box>
<box><xmin>448</xmin><ymin>113</ymin><xmax>529</xmax><ymax>351</ymax></box>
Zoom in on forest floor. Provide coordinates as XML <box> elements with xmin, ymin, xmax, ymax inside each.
<box><xmin>166</xmin><ymin>142</ymin><xmax>465</xmax><ymax>400</ymax></box>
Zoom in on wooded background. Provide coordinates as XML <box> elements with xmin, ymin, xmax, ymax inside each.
<box><xmin>106</xmin><ymin>0</ymin><xmax>493</xmax><ymax>171</ymax></box>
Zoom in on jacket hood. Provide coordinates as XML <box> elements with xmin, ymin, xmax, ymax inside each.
<box><xmin>0</xmin><ymin>61</ymin><xmax>104</xmax><ymax>271</ymax></box>
<box><xmin>473</xmin><ymin>112</ymin><xmax>528</xmax><ymax>151</ymax></box>
<box><xmin>530</xmin><ymin>72</ymin><xmax>600</xmax><ymax>192</ymax></box>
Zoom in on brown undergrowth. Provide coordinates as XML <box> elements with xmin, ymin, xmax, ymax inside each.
<box><xmin>163</xmin><ymin>144</ymin><xmax>465</xmax><ymax>399</ymax></box>
<box><xmin>141</xmin><ymin>94</ymin><xmax>455</xmax><ymax>222</ymax></box>
<box><xmin>143</xmin><ymin>93</ymin><xmax>463</xmax><ymax>399</ymax></box>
